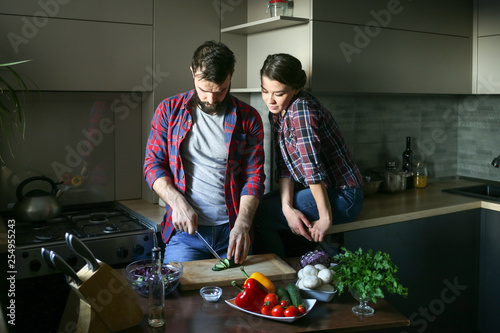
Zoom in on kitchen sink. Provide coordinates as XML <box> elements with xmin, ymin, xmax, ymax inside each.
<box><xmin>443</xmin><ymin>184</ymin><xmax>500</xmax><ymax>202</ymax></box>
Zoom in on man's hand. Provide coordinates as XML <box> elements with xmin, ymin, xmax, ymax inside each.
<box><xmin>227</xmin><ymin>222</ymin><xmax>251</xmax><ymax>264</ymax></box>
<box><xmin>153</xmin><ymin>176</ymin><xmax>198</xmax><ymax>234</ymax></box>
<box><xmin>171</xmin><ymin>197</ymin><xmax>198</xmax><ymax>234</ymax></box>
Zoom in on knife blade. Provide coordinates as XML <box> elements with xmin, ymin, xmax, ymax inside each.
<box><xmin>65</xmin><ymin>232</ymin><xmax>100</xmax><ymax>272</ymax></box>
<box><xmin>49</xmin><ymin>250</ymin><xmax>83</xmax><ymax>285</ymax></box>
<box><xmin>195</xmin><ymin>231</ymin><xmax>224</xmax><ymax>262</ymax></box>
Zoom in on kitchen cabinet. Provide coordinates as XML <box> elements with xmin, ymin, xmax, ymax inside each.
<box><xmin>478</xmin><ymin>209</ymin><xmax>500</xmax><ymax>333</ymax></box>
<box><xmin>0</xmin><ymin>2</ymin><xmax>153</xmax><ymax>91</ymax></box>
<box><xmin>476</xmin><ymin>0</ymin><xmax>500</xmax><ymax>94</ymax></box>
<box><xmin>344</xmin><ymin>209</ymin><xmax>480</xmax><ymax>333</ymax></box>
<box><xmin>221</xmin><ymin>0</ymin><xmax>472</xmax><ymax>94</ymax></box>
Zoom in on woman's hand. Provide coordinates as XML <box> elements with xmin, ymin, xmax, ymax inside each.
<box><xmin>282</xmin><ymin>204</ymin><xmax>314</xmax><ymax>242</ymax></box>
<box><xmin>308</xmin><ymin>217</ymin><xmax>331</xmax><ymax>242</ymax></box>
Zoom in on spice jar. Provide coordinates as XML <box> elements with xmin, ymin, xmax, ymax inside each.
<box><xmin>413</xmin><ymin>162</ymin><xmax>428</xmax><ymax>188</ymax></box>
<box><xmin>267</xmin><ymin>0</ymin><xmax>288</xmax><ymax>17</ymax></box>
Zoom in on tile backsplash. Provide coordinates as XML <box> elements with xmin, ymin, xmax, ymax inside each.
<box><xmin>250</xmin><ymin>92</ymin><xmax>500</xmax><ymax>186</ymax></box>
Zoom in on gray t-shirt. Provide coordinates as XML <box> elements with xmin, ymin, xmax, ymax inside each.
<box><xmin>180</xmin><ymin>106</ymin><xmax>229</xmax><ymax>226</ymax></box>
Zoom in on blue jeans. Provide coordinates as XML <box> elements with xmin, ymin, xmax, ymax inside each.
<box><xmin>163</xmin><ymin>224</ymin><xmax>230</xmax><ymax>263</ymax></box>
<box><xmin>253</xmin><ymin>187</ymin><xmax>363</xmax><ymax>258</ymax></box>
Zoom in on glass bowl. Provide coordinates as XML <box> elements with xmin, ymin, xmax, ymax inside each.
<box><xmin>125</xmin><ymin>259</ymin><xmax>183</xmax><ymax>297</ymax></box>
<box><xmin>200</xmin><ymin>286</ymin><xmax>222</xmax><ymax>302</ymax></box>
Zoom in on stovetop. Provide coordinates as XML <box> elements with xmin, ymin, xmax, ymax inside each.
<box><xmin>12</xmin><ymin>202</ymin><xmax>153</xmax><ymax>247</ymax></box>
<box><xmin>3</xmin><ymin>201</ymin><xmax>158</xmax><ymax>279</ymax></box>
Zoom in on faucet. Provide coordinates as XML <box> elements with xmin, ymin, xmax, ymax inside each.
<box><xmin>492</xmin><ymin>155</ymin><xmax>500</xmax><ymax>168</ymax></box>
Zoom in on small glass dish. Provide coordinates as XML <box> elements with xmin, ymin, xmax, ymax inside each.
<box><xmin>200</xmin><ymin>286</ymin><xmax>222</xmax><ymax>302</ymax></box>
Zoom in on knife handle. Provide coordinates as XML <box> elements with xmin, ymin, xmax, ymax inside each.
<box><xmin>50</xmin><ymin>250</ymin><xmax>83</xmax><ymax>285</ymax></box>
<box><xmin>65</xmin><ymin>232</ymin><xmax>100</xmax><ymax>272</ymax></box>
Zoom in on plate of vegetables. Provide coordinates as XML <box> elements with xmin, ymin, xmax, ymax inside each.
<box><xmin>225</xmin><ymin>298</ymin><xmax>316</xmax><ymax>322</ymax></box>
<box><xmin>226</xmin><ymin>281</ymin><xmax>316</xmax><ymax>322</ymax></box>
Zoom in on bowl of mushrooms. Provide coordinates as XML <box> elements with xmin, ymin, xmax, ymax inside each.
<box><xmin>296</xmin><ymin>264</ymin><xmax>337</xmax><ymax>302</ymax></box>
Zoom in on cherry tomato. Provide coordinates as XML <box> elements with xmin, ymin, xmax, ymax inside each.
<box><xmin>261</xmin><ymin>304</ymin><xmax>272</xmax><ymax>316</ymax></box>
<box><xmin>284</xmin><ymin>305</ymin><xmax>298</xmax><ymax>318</ymax></box>
<box><xmin>280</xmin><ymin>300</ymin><xmax>289</xmax><ymax>307</ymax></box>
<box><xmin>297</xmin><ymin>304</ymin><xmax>307</xmax><ymax>315</ymax></box>
<box><xmin>271</xmin><ymin>305</ymin><xmax>285</xmax><ymax>317</ymax></box>
<box><xmin>264</xmin><ymin>293</ymin><xmax>279</xmax><ymax>308</ymax></box>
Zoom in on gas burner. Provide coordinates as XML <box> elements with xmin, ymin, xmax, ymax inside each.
<box><xmin>103</xmin><ymin>224</ymin><xmax>120</xmax><ymax>233</ymax></box>
<box><xmin>32</xmin><ymin>222</ymin><xmax>49</xmax><ymax>230</ymax></box>
<box><xmin>89</xmin><ymin>214</ymin><xmax>109</xmax><ymax>223</ymax></box>
<box><xmin>34</xmin><ymin>231</ymin><xmax>59</xmax><ymax>243</ymax></box>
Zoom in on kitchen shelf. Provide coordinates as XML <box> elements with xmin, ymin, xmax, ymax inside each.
<box><xmin>231</xmin><ymin>87</ymin><xmax>260</xmax><ymax>93</ymax></box>
<box><xmin>221</xmin><ymin>16</ymin><xmax>309</xmax><ymax>35</ymax></box>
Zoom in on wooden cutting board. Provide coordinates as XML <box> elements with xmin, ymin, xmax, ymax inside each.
<box><xmin>179</xmin><ymin>253</ymin><xmax>296</xmax><ymax>290</ymax></box>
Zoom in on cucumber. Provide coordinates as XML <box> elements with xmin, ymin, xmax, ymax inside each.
<box><xmin>212</xmin><ymin>262</ymin><xmax>227</xmax><ymax>271</ymax></box>
<box><xmin>276</xmin><ymin>286</ymin><xmax>292</xmax><ymax>305</ymax></box>
<box><xmin>287</xmin><ymin>283</ymin><xmax>305</xmax><ymax>308</ymax></box>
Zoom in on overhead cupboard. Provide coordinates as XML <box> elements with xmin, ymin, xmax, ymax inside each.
<box><xmin>220</xmin><ymin>0</ymin><xmax>474</xmax><ymax>94</ymax></box>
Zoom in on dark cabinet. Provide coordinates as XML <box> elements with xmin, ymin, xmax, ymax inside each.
<box><xmin>344</xmin><ymin>209</ymin><xmax>481</xmax><ymax>333</ymax></box>
<box><xmin>479</xmin><ymin>209</ymin><xmax>500</xmax><ymax>333</ymax></box>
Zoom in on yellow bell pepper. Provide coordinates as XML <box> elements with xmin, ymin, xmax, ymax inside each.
<box><xmin>240</xmin><ymin>266</ymin><xmax>275</xmax><ymax>293</ymax></box>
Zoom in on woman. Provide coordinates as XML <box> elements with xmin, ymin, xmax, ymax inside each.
<box><xmin>253</xmin><ymin>53</ymin><xmax>363</xmax><ymax>258</ymax></box>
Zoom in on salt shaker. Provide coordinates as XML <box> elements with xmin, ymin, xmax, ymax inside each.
<box><xmin>148</xmin><ymin>247</ymin><xmax>165</xmax><ymax>327</ymax></box>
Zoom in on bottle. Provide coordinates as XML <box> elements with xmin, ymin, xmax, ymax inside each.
<box><xmin>402</xmin><ymin>137</ymin><xmax>413</xmax><ymax>188</ymax></box>
<box><xmin>148</xmin><ymin>247</ymin><xmax>165</xmax><ymax>328</ymax></box>
<box><xmin>402</xmin><ymin>137</ymin><xmax>413</xmax><ymax>172</ymax></box>
<box><xmin>413</xmin><ymin>162</ymin><xmax>428</xmax><ymax>188</ymax></box>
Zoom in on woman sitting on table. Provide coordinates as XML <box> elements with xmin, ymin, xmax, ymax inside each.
<box><xmin>253</xmin><ymin>53</ymin><xmax>364</xmax><ymax>258</ymax></box>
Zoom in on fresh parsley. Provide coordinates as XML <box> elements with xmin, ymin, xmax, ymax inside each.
<box><xmin>332</xmin><ymin>247</ymin><xmax>408</xmax><ymax>303</ymax></box>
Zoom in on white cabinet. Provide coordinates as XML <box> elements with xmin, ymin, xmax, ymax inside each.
<box><xmin>221</xmin><ymin>0</ymin><xmax>472</xmax><ymax>94</ymax></box>
<box><xmin>0</xmin><ymin>1</ymin><xmax>153</xmax><ymax>91</ymax></box>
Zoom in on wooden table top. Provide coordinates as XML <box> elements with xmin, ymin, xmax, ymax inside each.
<box><xmin>118</xmin><ymin>280</ymin><xmax>409</xmax><ymax>333</ymax></box>
<box><xmin>60</xmin><ymin>258</ymin><xmax>410</xmax><ymax>333</ymax></box>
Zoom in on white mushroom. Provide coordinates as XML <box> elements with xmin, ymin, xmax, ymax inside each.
<box><xmin>317</xmin><ymin>283</ymin><xmax>336</xmax><ymax>292</ymax></box>
<box><xmin>302</xmin><ymin>265</ymin><xmax>318</xmax><ymax>276</ymax></box>
<box><xmin>297</xmin><ymin>268</ymin><xmax>305</xmax><ymax>279</ymax></box>
<box><xmin>302</xmin><ymin>275</ymin><xmax>322</xmax><ymax>289</ymax></box>
<box><xmin>317</xmin><ymin>268</ymin><xmax>334</xmax><ymax>284</ymax></box>
<box><xmin>314</xmin><ymin>264</ymin><xmax>328</xmax><ymax>271</ymax></box>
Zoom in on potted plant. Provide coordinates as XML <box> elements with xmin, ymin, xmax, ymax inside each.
<box><xmin>332</xmin><ymin>247</ymin><xmax>408</xmax><ymax>316</ymax></box>
<box><xmin>0</xmin><ymin>59</ymin><xmax>33</xmax><ymax>163</ymax></box>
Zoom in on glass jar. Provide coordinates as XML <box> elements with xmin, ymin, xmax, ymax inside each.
<box><xmin>267</xmin><ymin>0</ymin><xmax>288</xmax><ymax>17</ymax></box>
<box><xmin>413</xmin><ymin>162</ymin><xmax>428</xmax><ymax>188</ymax></box>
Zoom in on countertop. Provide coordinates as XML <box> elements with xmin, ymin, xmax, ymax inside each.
<box><xmin>120</xmin><ymin>179</ymin><xmax>500</xmax><ymax>235</ymax></box>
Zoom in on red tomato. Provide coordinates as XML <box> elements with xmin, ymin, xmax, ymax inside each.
<box><xmin>264</xmin><ymin>293</ymin><xmax>279</xmax><ymax>308</ymax></box>
<box><xmin>297</xmin><ymin>304</ymin><xmax>307</xmax><ymax>315</ymax></box>
<box><xmin>280</xmin><ymin>300</ymin><xmax>289</xmax><ymax>307</ymax></box>
<box><xmin>261</xmin><ymin>304</ymin><xmax>272</xmax><ymax>316</ymax></box>
<box><xmin>284</xmin><ymin>305</ymin><xmax>298</xmax><ymax>318</ymax></box>
<box><xmin>271</xmin><ymin>305</ymin><xmax>285</xmax><ymax>317</ymax></box>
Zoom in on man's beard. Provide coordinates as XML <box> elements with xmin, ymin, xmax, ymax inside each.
<box><xmin>193</xmin><ymin>87</ymin><xmax>230</xmax><ymax>115</ymax></box>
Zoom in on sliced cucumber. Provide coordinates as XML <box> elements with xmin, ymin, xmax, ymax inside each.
<box><xmin>212</xmin><ymin>262</ymin><xmax>227</xmax><ymax>271</ymax></box>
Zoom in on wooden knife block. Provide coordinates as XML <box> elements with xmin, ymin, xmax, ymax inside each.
<box><xmin>69</xmin><ymin>260</ymin><xmax>143</xmax><ymax>332</ymax></box>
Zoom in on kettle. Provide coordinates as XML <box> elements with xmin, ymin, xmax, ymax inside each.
<box><xmin>13</xmin><ymin>176</ymin><xmax>63</xmax><ymax>222</ymax></box>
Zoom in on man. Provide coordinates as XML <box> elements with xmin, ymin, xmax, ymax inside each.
<box><xmin>144</xmin><ymin>41</ymin><xmax>266</xmax><ymax>264</ymax></box>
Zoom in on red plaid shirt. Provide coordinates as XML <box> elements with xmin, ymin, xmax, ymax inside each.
<box><xmin>144</xmin><ymin>90</ymin><xmax>266</xmax><ymax>243</ymax></box>
<box><xmin>270</xmin><ymin>90</ymin><xmax>362</xmax><ymax>189</ymax></box>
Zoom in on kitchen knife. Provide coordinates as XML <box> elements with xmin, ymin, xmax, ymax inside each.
<box><xmin>49</xmin><ymin>250</ymin><xmax>83</xmax><ymax>285</ymax></box>
<box><xmin>65</xmin><ymin>232</ymin><xmax>100</xmax><ymax>272</ymax></box>
<box><xmin>195</xmin><ymin>231</ymin><xmax>224</xmax><ymax>262</ymax></box>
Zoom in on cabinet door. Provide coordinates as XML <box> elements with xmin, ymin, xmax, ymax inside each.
<box><xmin>313</xmin><ymin>0</ymin><xmax>471</xmax><ymax>37</ymax></box>
<box><xmin>0</xmin><ymin>15</ymin><xmax>153</xmax><ymax>91</ymax></box>
<box><xmin>478</xmin><ymin>0</ymin><xmax>500</xmax><ymax>36</ymax></box>
<box><xmin>479</xmin><ymin>209</ymin><xmax>500</xmax><ymax>333</ymax></box>
<box><xmin>344</xmin><ymin>210</ymin><xmax>480</xmax><ymax>333</ymax></box>
<box><xmin>477</xmin><ymin>36</ymin><xmax>500</xmax><ymax>94</ymax></box>
<box><xmin>311</xmin><ymin>21</ymin><xmax>472</xmax><ymax>94</ymax></box>
<box><xmin>0</xmin><ymin>0</ymin><xmax>153</xmax><ymax>24</ymax></box>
